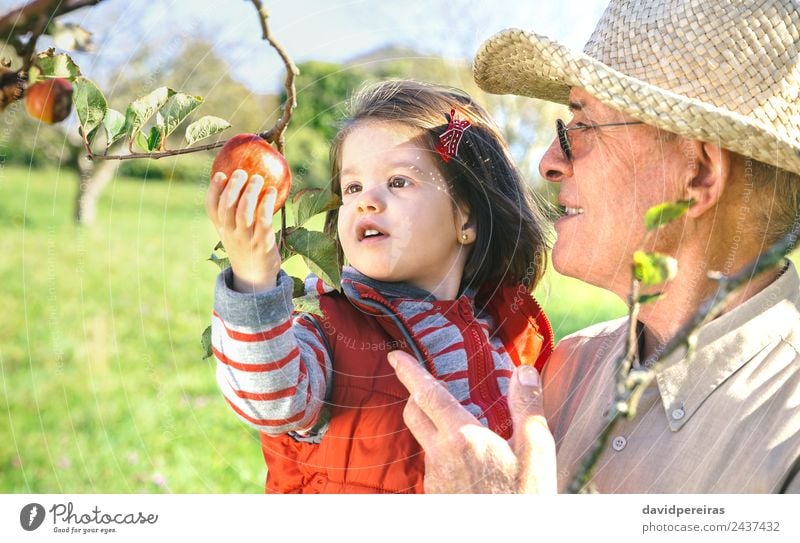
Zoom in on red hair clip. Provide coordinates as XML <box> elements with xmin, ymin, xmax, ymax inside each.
<box><xmin>436</xmin><ymin>108</ymin><xmax>471</xmax><ymax>163</ymax></box>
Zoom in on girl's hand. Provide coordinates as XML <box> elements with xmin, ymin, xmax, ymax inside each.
<box><xmin>206</xmin><ymin>168</ymin><xmax>282</xmax><ymax>293</ymax></box>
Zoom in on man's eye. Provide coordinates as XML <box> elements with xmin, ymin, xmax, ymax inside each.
<box><xmin>343</xmin><ymin>183</ymin><xmax>361</xmax><ymax>195</ymax></box>
<box><xmin>389</xmin><ymin>176</ymin><xmax>411</xmax><ymax>188</ymax></box>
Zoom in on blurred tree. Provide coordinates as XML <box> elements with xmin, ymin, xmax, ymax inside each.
<box><xmin>283</xmin><ymin>60</ymin><xmax>372</xmax><ymax>142</ymax></box>
<box><xmin>280</xmin><ymin>60</ymin><xmax>393</xmax><ymax>193</ymax></box>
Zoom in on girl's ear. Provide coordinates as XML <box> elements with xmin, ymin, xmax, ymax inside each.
<box><xmin>682</xmin><ymin>140</ymin><xmax>731</xmax><ymax>218</ymax></box>
<box><xmin>455</xmin><ymin>200</ymin><xmax>477</xmax><ymax>245</ymax></box>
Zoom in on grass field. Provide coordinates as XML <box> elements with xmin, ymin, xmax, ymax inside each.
<box><xmin>0</xmin><ymin>164</ymin><xmax>627</xmax><ymax>493</ymax></box>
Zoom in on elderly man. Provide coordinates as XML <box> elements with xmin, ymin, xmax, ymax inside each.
<box><xmin>389</xmin><ymin>0</ymin><xmax>800</xmax><ymax>493</ymax></box>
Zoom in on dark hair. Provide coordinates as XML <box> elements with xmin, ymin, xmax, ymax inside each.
<box><xmin>325</xmin><ymin>80</ymin><xmax>550</xmax><ymax>291</ymax></box>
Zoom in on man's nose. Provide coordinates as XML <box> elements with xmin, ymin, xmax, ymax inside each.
<box><xmin>538</xmin><ymin>137</ymin><xmax>572</xmax><ymax>182</ymax></box>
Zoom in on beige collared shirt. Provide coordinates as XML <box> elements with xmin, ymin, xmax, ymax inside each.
<box><xmin>544</xmin><ymin>262</ymin><xmax>800</xmax><ymax>493</ymax></box>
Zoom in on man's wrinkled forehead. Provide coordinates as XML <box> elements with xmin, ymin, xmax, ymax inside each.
<box><xmin>568</xmin><ymin>87</ymin><xmax>630</xmax><ymax>122</ymax></box>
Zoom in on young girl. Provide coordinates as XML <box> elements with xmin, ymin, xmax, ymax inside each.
<box><xmin>206</xmin><ymin>80</ymin><xmax>554</xmax><ymax>493</ymax></box>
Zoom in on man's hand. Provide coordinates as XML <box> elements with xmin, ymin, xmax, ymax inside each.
<box><xmin>388</xmin><ymin>350</ymin><xmax>557</xmax><ymax>494</ymax></box>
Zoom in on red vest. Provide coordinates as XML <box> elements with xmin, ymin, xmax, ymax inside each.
<box><xmin>259</xmin><ymin>284</ymin><xmax>553</xmax><ymax>493</ymax></box>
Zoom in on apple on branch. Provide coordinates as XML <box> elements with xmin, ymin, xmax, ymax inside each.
<box><xmin>211</xmin><ymin>134</ymin><xmax>292</xmax><ymax>213</ymax></box>
<box><xmin>25</xmin><ymin>77</ymin><xmax>73</xmax><ymax>124</ymax></box>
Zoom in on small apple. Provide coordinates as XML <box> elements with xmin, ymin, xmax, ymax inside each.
<box><xmin>211</xmin><ymin>134</ymin><xmax>292</xmax><ymax>214</ymax></box>
<box><xmin>25</xmin><ymin>78</ymin><xmax>73</xmax><ymax>124</ymax></box>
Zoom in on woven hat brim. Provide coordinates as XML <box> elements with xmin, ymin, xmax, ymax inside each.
<box><xmin>473</xmin><ymin>29</ymin><xmax>800</xmax><ymax>176</ymax></box>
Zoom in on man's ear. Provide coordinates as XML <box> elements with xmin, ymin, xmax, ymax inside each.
<box><xmin>682</xmin><ymin>140</ymin><xmax>731</xmax><ymax>218</ymax></box>
<box><xmin>455</xmin><ymin>200</ymin><xmax>477</xmax><ymax>245</ymax></box>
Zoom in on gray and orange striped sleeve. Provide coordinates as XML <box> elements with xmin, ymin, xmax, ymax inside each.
<box><xmin>211</xmin><ymin>268</ymin><xmax>332</xmax><ymax>435</ymax></box>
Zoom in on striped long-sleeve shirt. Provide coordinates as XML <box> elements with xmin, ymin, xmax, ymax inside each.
<box><xmin>212</xmin><ymin>267</ymin><xmax>518</xmax><ymax>436</ymax></box>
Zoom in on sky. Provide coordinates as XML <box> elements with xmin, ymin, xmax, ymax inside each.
<box><xmin>3</xmin><ymin>0</ymin><xmax>609</xmax><ymax>94</ymax></box>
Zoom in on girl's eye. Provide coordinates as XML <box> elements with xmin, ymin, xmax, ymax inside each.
<box><xmin>388</xmin><ymin>176</ymin><xmax>411</xmax><ymax>189</ymax></box>
<box><xmin>343</xmin><ymin>183</ymin><xmax>362</xmax><ymax>195</ymax></box>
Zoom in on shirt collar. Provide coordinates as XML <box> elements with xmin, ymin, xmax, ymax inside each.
<box><xmin>340</xmin><ymin>266</ymin><xmax>477</xmax><ymax>302</ymax></box>
<box><xmin>655</xmin><ymin>261</ymin><xmax>800</xmax><ymax>431</ymax></box>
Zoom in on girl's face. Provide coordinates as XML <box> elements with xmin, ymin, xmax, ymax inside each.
<box><xmin>337</xmin><ymin>120</ymin><xmax>474</xmax><ymax>299</ymax></box>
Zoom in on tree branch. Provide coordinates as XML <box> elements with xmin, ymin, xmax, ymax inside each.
<box><xmin>567</xmin><ymin>220</ymin><xmax>800</xmax><ymax>493</ymax></box>
<box><xmin>87</xmin><ymin>139</ymin><xmax>228</xmax><ymax>161</ymax></box>
<box><xmin>0</xmin><ymin>0</ymin><xmax>103</xmax><ymax>40</ymax></box>
<box><xmin>250</xmin><ymin>0</ymin><xmax>298</xmax><ymax>154</ymax></box>
<box><xmin>1</xmin><ymin>0</ymin><xmax>105</xmax><ymax>66</ymax></box>
<box><xmin>88</xmin><ymin>0</ymin><xmax>298</xmax><ymax>164</ymax></box>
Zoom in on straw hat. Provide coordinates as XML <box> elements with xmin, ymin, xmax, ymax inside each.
<box><xmin>473</xmin><ymin>0</ymin><xmax>800</xmax><ymax>176</ymax></box>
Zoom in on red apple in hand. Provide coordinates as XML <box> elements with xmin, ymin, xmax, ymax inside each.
<box><xmin>25</xmin><ymin>78</ymin><xmax>73</xmax><ymax>124</ymax></box>
<box><xmin>211</xmin><ymin>134</ymin><xmax>292</xmax><ymax>214</ymax></box>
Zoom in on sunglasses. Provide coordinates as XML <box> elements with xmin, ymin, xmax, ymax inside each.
<box><xmin>556</xmin><ymin>118</ymin><xmax>645</xmax><ymax>161</ymax></box>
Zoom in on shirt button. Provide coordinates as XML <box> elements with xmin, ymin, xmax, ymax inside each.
<box><xmin>672</xmin><ymin>408</ymin><xmax>685</xmax><ymax>420</ymax></box>
<box><xmin>612</xmin><ymin>436</ymin><xmax>627</xmax><ymax>451</ymax></box>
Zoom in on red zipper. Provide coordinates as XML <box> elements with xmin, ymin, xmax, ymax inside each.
<box><xmin>461</xmin><ymin>298</ymin><xmax>510</xmax><ymax>435</ymax></box>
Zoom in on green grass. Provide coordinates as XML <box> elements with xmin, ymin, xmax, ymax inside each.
<box><xmin>535</xmin><ymin>271</ymin><xmax>627</xmax><ymax>342</ymax></box>
<box><xmin>18</xmin><ymin>163</ymin><xmax>784</xmax><ymax>492</ymax></box>
<box><xmin>1</xmin><ymin>165</ymin><xmax>265</xmax><ymax>492</ymax></box>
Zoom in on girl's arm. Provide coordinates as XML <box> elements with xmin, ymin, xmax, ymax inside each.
<box><xmin>211</xmin><ymin>268</ymin><xmax>332</xmax><ymax>435</ymax></box>
<box><xmin>205</xmin><ymin>169</ymin><xmax>332</xmax><ymax>435</ymax></box>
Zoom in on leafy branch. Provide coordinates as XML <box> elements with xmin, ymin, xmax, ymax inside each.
<box><xmin>71</xmin><ymin>0</ymin><xmax>297</xmax><ymax>162</ymax></box>
<box><xmin>567</xmin><ymin>201</ymin><xmax>800</xmax><ymax>493</ymax></box>
<box><xmin>0</xmin><ymin>0</ymin><xmax>103</xmax><ymax>110</ymax></box>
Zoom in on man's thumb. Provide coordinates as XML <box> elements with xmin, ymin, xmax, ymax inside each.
<box><xmin>508</xmin><ymin>364</ymin><xmax>557</xmax><ymax>493</ymax></box>
<box><xmin>508</xmin><ymin>364</ymin><xmax>544</xmax><ymax>421</ymax></box>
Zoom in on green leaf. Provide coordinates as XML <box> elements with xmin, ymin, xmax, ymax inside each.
<box><xmin>102</xmin><ymin>109</ymin><xmax>126</xmax><ymax>147</ymax></box>
<box><xmin>632</xmin><ymin>250</ymin><xmax>678</xmax><ymax>286</ymax></box>
<box><xmin>124</xmin><ymin>87</ymin><xmax>175</xmax><ymax>141</ymax></box>
<box><xmin>30</xmin><ymin>49</ymin><xmax>81</xmax><ymax>83</ymax></box>
<box><xmin>72</xmin><ymin>77</ymin><xmax>107</xmax><ymax>136</ymax></box>
<box><xmin>160</xmin><ymin>93</ymin><xmax>202</xmax><ymax>138</ymax></box>
<box><xmin>201</xmin><ymin>325</ymin><xmax>213</xmax><ymax>359</ymax></box>
<box><xmin>644</xmin><ymin>199</ymin><xmax>695</xmax><ymax>231</ymax></box>
<box><xmin>213</xmin><ymin>241</ymin><xmax>225</xmax><ymax>252</ymax></box>
<box><xmin>208</xmin><ymin>252</ymin><xmax>230</xmax><ymax>271</ymax></box>
<box><xmin>293</xmin><ymin>293</ymin><xmax>323</xmax><ymax>317</ymax></box>
<box><xmin>291</xmin><ymin>276</ymin><xmax>305</xmax><ymax>298</ymax></box>
<box><xmin>637</xmin><ymin>292</ymin><xmax>664</xmax><ymax>304</ymax></box>
<box><xmin>133</xmin><ymin>131</ymin><xmax>149</xmax><ymax>153</ymax></box>
<box><xmin>26</xmin><ymin>65</ymin><xmax>42</xmax><ymax>86</ymax></box>
<box><xmin>185</xmin><ymin>116</ymin><xmax>231</xmax><ymax>145</ymax></box>
<box><xmin>47</xmin><ymin>21</ymin><xmax>94</xmax><ymax>52</ymax></box>
<box><xmin>85</xmin><ymin>126</ymin><xmax>100</xmax><ymax>146</ymax></box>
<box><xmin>293</xmin><ymin>189</ymin><xmax>342</xmax><ymax>226</ymax></box>
<box><xmin>146</xmin><ymin>126</ymin><xmax>163</xmax><ymax>152</ymax></box>
<box><xmin>284</xmin><ymin>227</ymin><xmax>341</xmax><ymax>289</ymax></box>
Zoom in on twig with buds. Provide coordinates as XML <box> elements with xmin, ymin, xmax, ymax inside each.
<box><xmin>568</xmin><ymin>214</ymin><xmax>800</xmax><ymax>493</ymax></box>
